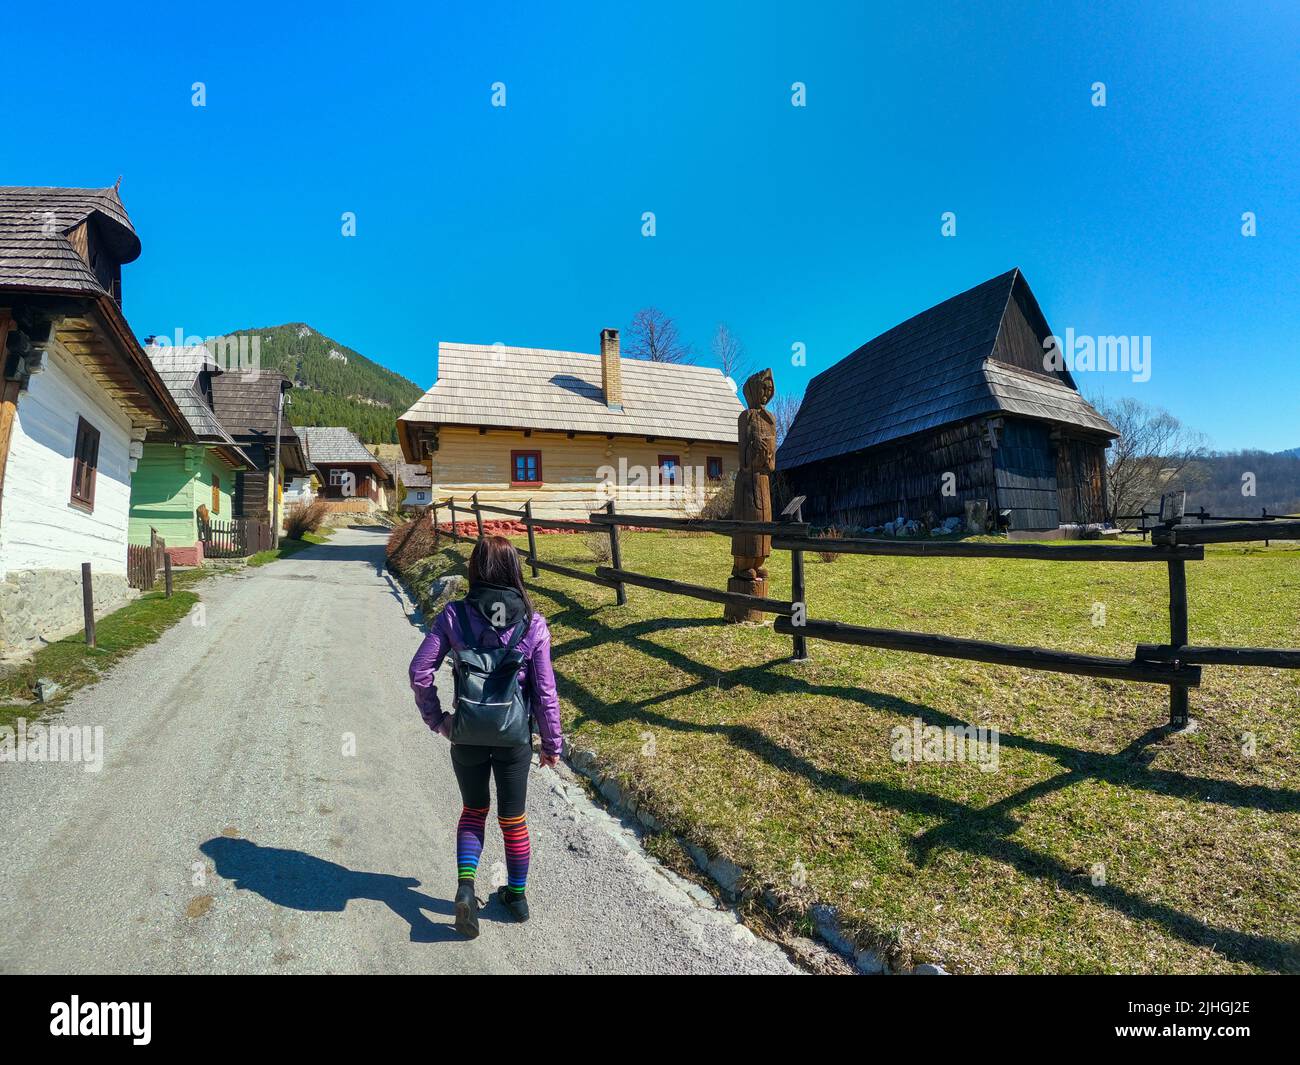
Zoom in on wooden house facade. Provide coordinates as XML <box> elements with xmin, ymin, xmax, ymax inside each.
<box><xmin>0</xmin><ymin>185</ymin><xmax>192</xmax><ymax>652</ymax></box>
<box><xmin>295</xmin><ymin>425</ymin><xmax>394</xmax><ymax>512</ymax></box>
<box><xmin>128</xmin><ymin>345</ymin><xmax>253</xmax><ymax>564</ymax></box>
<box><xmin>396</xmin><ymin>329</ymin><xmax>741</xmax><ymax>519</ymax></box>
<box><xmin>776</xmin><ymin>270</ymin><xmax>1118</xmax><ymax>532</ymax></box>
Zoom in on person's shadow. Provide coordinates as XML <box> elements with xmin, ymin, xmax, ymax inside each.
<box><xmin>199</xmin><ymin>837</ymin><xmax>465</xmax><ymax>944</ymax></box>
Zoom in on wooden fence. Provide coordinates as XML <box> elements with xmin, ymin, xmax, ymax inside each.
<box><xmin>426</xmin><ymin>496</ymin><xmax>1300</xmax><ymax>730</ymax></box>
<box><xmin>199</xmin><ymin>517</ymin><xmax>273</xmax><ymax>558</ymax></box>
<box><xmin>127</xmin><ymin>528</ymin><xmax>168</xmax><ymax>591</ymax></box>
<box><xmin>1117</xmin><ymin>505</ymin><xmax>1300</xmax><ymax>541</ymax></box>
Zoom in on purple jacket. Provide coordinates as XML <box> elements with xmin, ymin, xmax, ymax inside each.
<box><xmin>408</xmin><ymin>601</ymin><xmax>563</xmax><ymax>757</ymax></box>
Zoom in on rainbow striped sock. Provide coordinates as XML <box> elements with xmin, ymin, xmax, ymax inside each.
<box><xmin>456</xmin><ymin>806</ymin><xmax>488</xmax><ymax>882</ymax></box>
<box><xmin>498</xmin><ymin>813</ymin><xmax>530</xmax><ymax>895</ymax></box>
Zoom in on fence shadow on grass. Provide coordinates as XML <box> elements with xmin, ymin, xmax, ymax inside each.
<box><xmin>532</xmin><ymin>581</ymin><xmax>1300</xmax><ymax>972</ymax></box>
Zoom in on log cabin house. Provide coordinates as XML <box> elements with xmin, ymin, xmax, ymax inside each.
<box><xmin>209</xmin><ymin>368</ymin><xmax>311</xmax><ymax>528</ymax></box>
<box><xmin>396</xmin><ymin>329</ymin><xmax>741</xmax><ymax>519</ymax></box>
<box><xmin>0</xmin><ymin>185</ymin><xmax>193</xmax><ymax>652</ymax></box>
<box><xmin>295</xmin><ymin>425</ymin><xmax>394</xmax><ymax>514</ymax></box>
<box><xmin>776</xmin><ymin>269</ymin><xmax>1118</xmax><ymax>533</ymax></box>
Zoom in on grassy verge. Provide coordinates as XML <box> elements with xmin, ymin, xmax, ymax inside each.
<box><xmin>0</xmin><ymin>570</ymin><xmax>204</xmax><ymax>728</ymax></box>
<box><xmin>246</xmin><ymin>529</ymin><xmax>332</xmax><ymax>567</ymax></box>
<box><xmin>391</xmin><ymin>526</ymin><xmax>1300</xmax><ymax>974</ymax></box>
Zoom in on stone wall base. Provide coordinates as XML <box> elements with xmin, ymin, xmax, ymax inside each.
<box><xmin>165</xmin><ymin>543</ymin><xmax>204</xmax><ymax>567</ymax></box>
<box><xmin>0</xmin><ymin>569</ymin><xmax>137</xmax><ymax>657</ymax></box>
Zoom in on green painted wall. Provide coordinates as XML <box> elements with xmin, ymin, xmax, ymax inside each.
<box><xmin>129</xmin><ymin>444</ymin><xmax>234</xmax><ymax>547</ymax></box>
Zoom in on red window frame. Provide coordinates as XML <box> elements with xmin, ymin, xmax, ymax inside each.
<box><xmin>657</xmin><ymin>454</ymin><xmax>681</xmax><ymax>486</ymax></box>
<box><xmin>70</xmin><ymin>416</ymin><xmax>100</xmax><ymax>511</ymax></box>
<box><xmin>511</xmin><ymin>449</ymin><xmax>542</xmax><ymax>486</ymax></box>
<box><xmin>706</xmin><ymin>456</ymin><xmax>723</xmax><ymax>481</ymax></box>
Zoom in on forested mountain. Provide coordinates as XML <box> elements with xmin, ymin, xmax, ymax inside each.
<box><xmin>222</xmin><ymin>323</ymin><xmax>424</xmax><ymax>444</ymax></box>
<box><xmin>1183</xmin><ymin>450</ymin><xmax>1300</xmax><ymax>516</ymax></box>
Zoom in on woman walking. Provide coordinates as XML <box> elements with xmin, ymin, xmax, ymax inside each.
<box><xmin>408</xmin><ymin>535</ymin><xmax>563</xmax><ymax>939</ymax></box>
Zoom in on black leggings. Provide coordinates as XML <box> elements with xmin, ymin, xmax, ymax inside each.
<box><xmin>449</xmin><ymin>743</ymin><xmax>531</xmax><ymax>817</ymax></box>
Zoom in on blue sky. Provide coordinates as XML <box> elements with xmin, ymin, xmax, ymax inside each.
<box><xmin>4</xmin><ymin>0</ymin><xmax>1296</xmax><ymax>450</ymax></box>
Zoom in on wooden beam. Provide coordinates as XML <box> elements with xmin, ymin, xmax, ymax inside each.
<box><xmin>770</xmin><ymin>536</ymin><xmax>1204</xmax><ymax>562</ymax></box>
<box><xmin>1154</xmin><ymin>519</ymin><xmax>1300</xmax><ymax>545</ymax></box>
<box><xmin>0</xmin><ymin>310</ymin><xmax>19</xmax><ymax>528</ymax></box>
<box><xmin>1136</xmin><ymin>644</ymin><xmax>1300</xmax><ymax>669</ymax></box>
<box><xmin>596</xmin><ymin>566</ymin><xmax>794</xmax><ymax>615</ymax></box>
<box><xmin>774</xmin><ymin>616</ymin><xmax>1199</xmax><ymax>686</ymax></box>
<box><xmin>589</xmin><ymin>512</ymin><xmax>809</xmax><ymax>537</ymax></box>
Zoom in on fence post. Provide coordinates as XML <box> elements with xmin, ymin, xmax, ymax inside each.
<box><xmin>605</xmin><ymin>499</ymin><xmax>626</xmax><ymax>606</ymax></box>
<box><xmin>1166</xmin><ymin>558</ymin><xmax>1191</xmax><ymax>728</ymax></box>
<box><xmin>430</xmin><ymin>501</ymin><xmax>440</xmax><ymax>547</ymax></box>
<box><xmin>81</xmin><ymin>562</ymin><xmax>96</xmax><ymax>648</ymax></box>
<box><xmin>164</xmin><ymin>554</ymin><xmax>173</xmax><ymax>598</ymax></box>
<box><xmin>448</xmin><ymin>498</ymin><xmax>457</xmax><ymax>540</ymax></box>
<box><xmin>472</xmin><ymin>491</ymin><xmax>485</xmax><ymax>540</ymax></box>
<box><xmin>789</xmin><ymin>504</ymin><xmax>809</xmax><ymax>661</ymax></box>
<box><xmin>524</xmin><ymin>498</ymin><xmax>540</xmax><ymax>578</ymax></box>
<box><xmin>780</xmin><ymin>496</ymin><xmax>809</xmax><ymax>661</ymax></box>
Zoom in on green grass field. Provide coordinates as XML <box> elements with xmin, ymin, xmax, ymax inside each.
<box><xmin>404</xmin><ymin>531</ymin><xmax>1300</xmax><ymax>974</ymax></box>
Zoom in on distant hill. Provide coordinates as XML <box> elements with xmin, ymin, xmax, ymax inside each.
<box><xmin>1184</xmin><ymin>450</ymin><xmax>1300</xmax><ymax>517</ymax></box>
<box><xmin>223</xmin><ymin>323</ymin><xmax>425</xmax><ymax>444</ymax></box>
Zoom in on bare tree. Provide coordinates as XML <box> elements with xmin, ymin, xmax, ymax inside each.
<box><xmin>770</xmin><ymin>392</ymin><xmax>803</xmax><ymax>448</ymax></box>
<box><xmin>625</xmin><ymin>307</ymin><xmax>693</xmax><ymax>364</ymax></box>
<box><xmin>711</xmin><ymin>322</ymin><xmax>747</xmax><ymax>384</ymax></box>
<box><xmin>1092</xmin><ymin>395</ymin><xmax>1209</xmax><ymax>524</ymax></box>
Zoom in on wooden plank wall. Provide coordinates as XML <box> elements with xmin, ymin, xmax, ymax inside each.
<box><xmin>780</xmin><ymin>417</ymin><xmax>997</xmax><ymax>530</ymax></box>
<box><xmin>428</xmin><ymin>426</ymin><xmax>738</xmax><ymax>519</ymax></box>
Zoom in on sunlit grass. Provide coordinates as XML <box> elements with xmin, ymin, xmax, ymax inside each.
<box><xmin>404</xmin><ymin>531</ymin><xmax>1300</xmax><ymax>972</ymax></box>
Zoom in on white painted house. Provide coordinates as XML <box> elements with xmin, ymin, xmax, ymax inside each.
<box><xmin>0</xmin><ymin>186</ymin><xmax>191</xmax><ymax>654</ymax></box>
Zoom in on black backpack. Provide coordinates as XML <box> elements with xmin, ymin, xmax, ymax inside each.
<box><xmin>448</xmin><ymin>601</ymin><xmax>530</xmax><ymax>747</ymax></box>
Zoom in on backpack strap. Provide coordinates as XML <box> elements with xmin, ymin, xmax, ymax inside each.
<box><xmin>499</xmin><ymin>616</ymin><xmax>528</xmax><ymax>657</ymax></box>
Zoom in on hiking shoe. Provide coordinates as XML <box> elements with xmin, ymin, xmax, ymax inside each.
<box><xmin>454</xmin><ymin>881</ymin><xmax>480</xmax><ymax>938</ymax></box>
<box><xmin>496</xmin><ymin>886</ymin><xmax>530</xmax><ymax>922</ymax></box>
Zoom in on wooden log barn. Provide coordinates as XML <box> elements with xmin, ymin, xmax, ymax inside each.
<box><xmin>776</xmin><ymin>269</ymin><xmax>1119</xmax><ymax>533</ymax></box>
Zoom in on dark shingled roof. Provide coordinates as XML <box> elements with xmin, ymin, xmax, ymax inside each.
<box><xmin>210</xmin><ymin>371</ymin><xmax>292</xmax><ymax>437</ymax></box>
<box><xmin>0</xmin><ymin>185</ymin><xmax>140</xmax><ymax>295</ymax></box>
<box><xmin>776</xmin><ymin>269</ymin><xmax>1117</xmax><ymax>471</ymax></box>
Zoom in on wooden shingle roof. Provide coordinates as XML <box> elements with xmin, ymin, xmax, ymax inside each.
<box><xmin>210</xmin><ymin>371</ymin><xmax>291</xmax><ymax>437</ymax></box>
<box><xmin>0</xmin><ymin>185</ymin><xmax>140</xmax><ymax>295</ymax></box>
<box><xmin>776</xmin><ymin>269</ymin><xmax>1117</xmax><ymax>471</ymax></box>
<box><xmin>399</xmin><ymin>342</ymin><xmax>742</xmax><ymax>444</ymax></box>
<box><xmin>297</xmin><ymin>425</ymin><xmax>384</xmax><ymax>466</ymax></box>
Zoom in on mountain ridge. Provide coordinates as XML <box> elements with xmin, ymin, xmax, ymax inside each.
<box><xmin>223</xmin><ymin>322</ymin><xmax>424</xmax><ymax>444</ymax></box>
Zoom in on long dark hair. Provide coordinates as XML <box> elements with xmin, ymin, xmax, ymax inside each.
<box><xmin>467</xmin><ymin>535</ymin><xmax>533</xmax><ymax>616</ymax></box>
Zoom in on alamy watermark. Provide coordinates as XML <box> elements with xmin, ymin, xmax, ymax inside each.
<box><xmin>147</xmin><ymin>328</ymin><xmax>262</xmax><ymax>380</ymax></box>
<box><xmin>1043</xmin><ymin>328</ymin><xmax>1150</xmax><ymax>383</ymax></box>
<box><xmin>0</xmin><ymin>719</ymin><xmax>104</xmax><ymax>773</ymax></box>
<box><xmin>890</xmin><ymin>718</ymin><xmax>1000</xmax><ymax>773</ymax></box>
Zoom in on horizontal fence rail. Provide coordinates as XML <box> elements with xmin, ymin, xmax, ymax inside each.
<box><xmin>771</xmin><ymin>536</ymin><xmax>1204</xmax><ymax>563</ymax></box>
<box><xmin>417</xmin><ymin>494</ymin><xmax>1299</xmax><ymax>732</ymax></box>
<box><xmin>596</xmin><ymin>566</ymin><xmax>795</xmax><ymax>616</ymax></box>
<box><xmin>1153</xmin><ymin>519</ymin><xmax>1300</xmax><ymax>546</ymax></box>
<box><xmin>773</xmin><ymin>617</ymin><xmax>1199</xmax><ymax>686</ymax></box>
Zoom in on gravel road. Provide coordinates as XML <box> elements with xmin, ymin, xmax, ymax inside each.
<box><xmin>0</xmin><ymin>526</ymin><xmax>797</xmax><ymax>974</ymax></box>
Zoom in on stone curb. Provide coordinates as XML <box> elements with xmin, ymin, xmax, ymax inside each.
<box><xmin>562</xmin><ymin>739</ymin><xmax>948</xmax><ymax>976</ymax></box>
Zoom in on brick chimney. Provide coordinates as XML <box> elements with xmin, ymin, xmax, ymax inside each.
<box><xmin>600</xmin><ymin>328</ymin><xmax>623</xmax><ymax>410</ymax></box>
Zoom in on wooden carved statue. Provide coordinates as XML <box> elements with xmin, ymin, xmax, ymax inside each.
<box><xmin>725</xmin><ymin>368</ymin><xmax>776</xmax><ymax>622</ymax></box>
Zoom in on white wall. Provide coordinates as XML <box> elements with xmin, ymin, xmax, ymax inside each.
<box><xmin>0</xmin><ymin>342</ymin><xmax>135</xmax><ymax>579</ymax></box>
